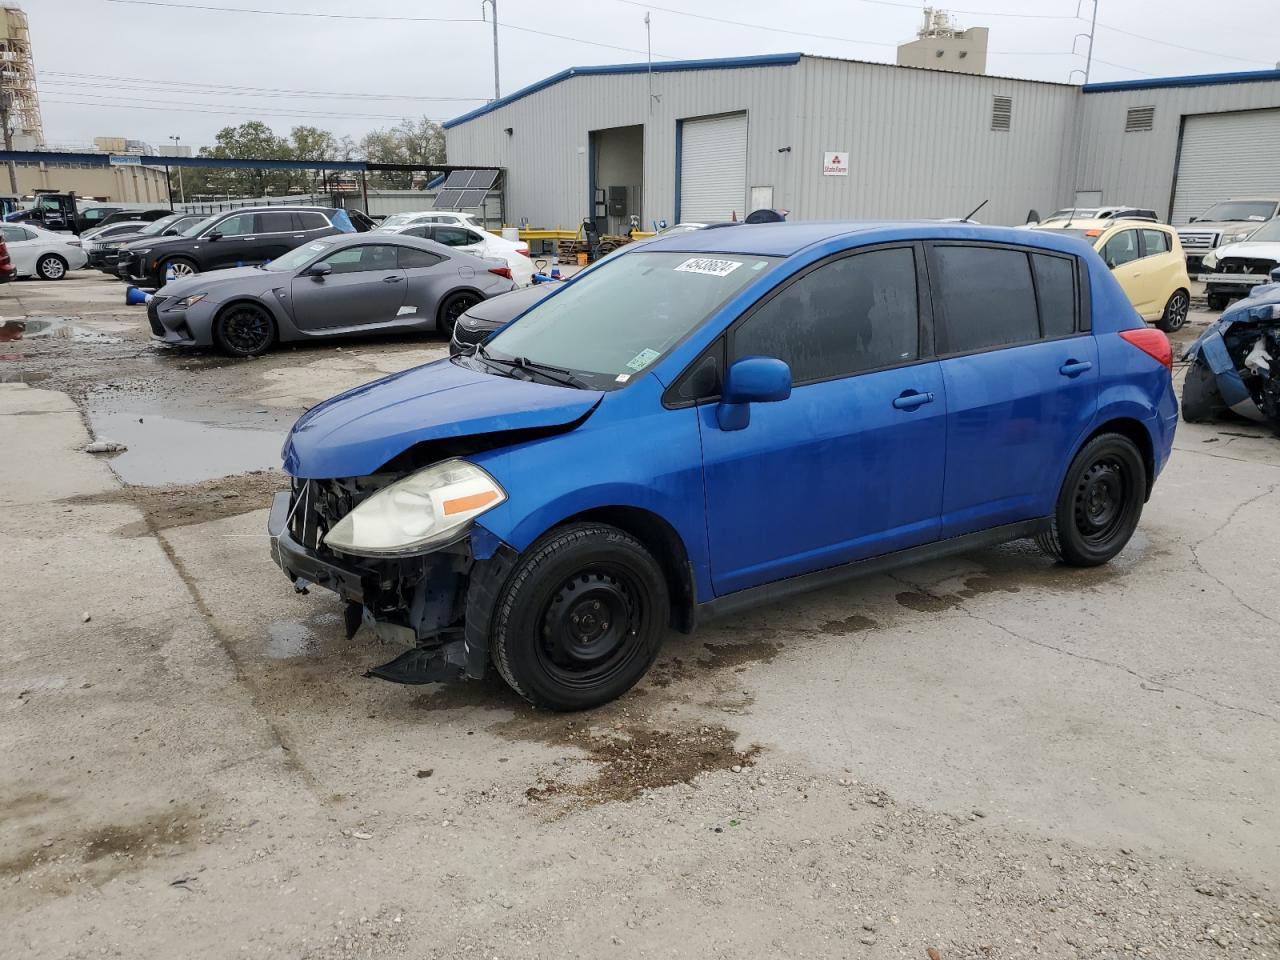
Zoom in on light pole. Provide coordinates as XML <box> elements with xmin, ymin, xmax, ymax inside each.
<box><xmin>480</xmin><ymin>0</ymin><xmax>499</xmax><ymax>100</ymax></box>
<box><xmin>169</xmin><ymin>135</ymin><xmax>185</xmax><ymax>204</ymax></box>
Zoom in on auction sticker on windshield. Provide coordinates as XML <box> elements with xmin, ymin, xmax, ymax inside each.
<box><xmin>674</xmin><ymin>257</ymin><xmax>742</xmax><ymax>278</ymax></box>
<box><xmin>625</xmin><ymin>348</ymin><xmax>661</xmax><ymax>371</ymax></box>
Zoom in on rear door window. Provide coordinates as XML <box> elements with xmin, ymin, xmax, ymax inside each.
<box><xmin>731</xmin><ymin>246</ymin><xmax>920</xmax><ymax>383</ymax></box>
<box><xmin>933</xmin><ymin>245</ymin><xmax>1039</xmax><ymax>354</ymax></box>
<box><xmin>295</xmin><ymin>212</ymin><xmax>331</xmax><ymax>231</ymax></box>
<box><xmin>1031</xmin><ymin>253</ymin><xmax>1077</xmax><ymax>339</ymax></box>
<box><xmin>1141</xmin><ymin>229</ymin><xmax>1171</xmax><ymax>256</ymax></box>
<box><xmin>255</xmin><ymin>211</ymin><xmax>294</xmax><ymax>234</ymax></box>
<box><xmin>432</xmin><ymin>227</ymin><xmax>476</xmax><ymax>248</ymax></box>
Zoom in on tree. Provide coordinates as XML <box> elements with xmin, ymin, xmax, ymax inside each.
<box><xmin>360</xmin><ymin>117</ymin><xmax>446</xmax><ymax>188</ymax></box>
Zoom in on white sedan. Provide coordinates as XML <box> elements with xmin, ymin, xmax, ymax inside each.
<box><xmin>1</xmin><ymin>223</ymin><xmax>88</xmax><ymax>280</ymax></box>
<box><xmin>382</xmin><ymin>222</ymin><xmax>534</xmax><ymax>286</ymax></box>
<box><xmin>376</xmin><ymin>210</ymin><xmax>483</xmax><ymax>231</ymax></box>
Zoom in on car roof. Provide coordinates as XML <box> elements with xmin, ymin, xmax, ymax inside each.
<box><xmin>212</xmin><ymin>205</ymin><xmax>336</xmax><ymax>215</ymax></box>
<box><xmin>1036</xmin><ymin>218</ymin><xmax>1158</xmax><ymax>231</ymax></box>
<box><xmin>640</xmin><ymin>220</ymin><xmax>1098</xmax><ymax>258</ymax></box>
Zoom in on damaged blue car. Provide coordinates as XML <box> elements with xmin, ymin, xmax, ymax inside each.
<box><xmin>268</xmin><ymin>222</ymin><xmax>1178</xmax><ymax>710</ymax></box>
<box><xmin>1181</xmin><ymin>282</ymin><xmax>1280</xmax><ymax>429</ymax></box>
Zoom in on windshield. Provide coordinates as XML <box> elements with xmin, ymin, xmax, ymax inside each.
<box><xmin>1043</xmin><ymin>208</ymin><xmax>1100</xmax><ymax>222</ymax></box>
<box><xmin>1243</xmin><ymin>218</ymin><xmax>1280</xmax><ymax>243</ymax></box>
<box><xmin>480</xmin><ymin>250</ymin><xmax>777</xmax><ymax>389</ymax></box>
<box><xmin>181</xmin><ymin>214</ymin><xmax>217</xmax><ymax>237</ymax></box>
<box><xmin>1197</xmin><ymin>201</ymin><xmax>1277</xmax><ymax>222</ymax></box>
<box><xmin>262</xmin><ymin>239</ymin><xmax>334</xmax><ymax>272</ymax></box>
<box><xmin>380</xmin><ymin>213</ymin><xmax>420</xmax><ymax>228</ymax></box>
<box><xmin>140</xmin><ymin>214</ymin><xmax>181</xmax><ymax>236</ymax></box>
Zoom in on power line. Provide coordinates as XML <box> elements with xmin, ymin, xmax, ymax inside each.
<box><xmin>41</xmin><ymin>95</ymin><xmax>427</xmax><ymax>122</ymax></box>
<box><xmin>613</xmin><ymin>0</ymin><xmax>1077</xmax><ymax>22</ymax></box>
<box><xmin>1094</xmin><ymin>21</ymin><xmax>1275</xmax><ymax>67</ymax></box>
<box><xmin>37</xmin><ymin>72</ymin><xmax>488</xmax><ymax>102</ymax></box>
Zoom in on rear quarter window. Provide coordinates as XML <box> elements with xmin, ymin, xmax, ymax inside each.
<box><xmin>1031</xmin><ymin>253</ymin><xmax>1078</xmax><ymax>339</ymax></box>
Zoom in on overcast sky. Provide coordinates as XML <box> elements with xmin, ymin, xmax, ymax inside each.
<box><xmin>25</xmin><ymin>0</ymin><xmax>1279</xmax><ymax>151</ymax></box>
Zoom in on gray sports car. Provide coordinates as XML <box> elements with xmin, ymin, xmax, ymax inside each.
<box><xmin>145</xmin><ymin>233</ymin><xmax>517</xmax><ymax>357</ymax></box>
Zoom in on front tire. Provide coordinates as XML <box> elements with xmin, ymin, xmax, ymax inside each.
<box><xmin>36</xmin><ymin>254</ymin><xmax>68</xmax><ymax>281</ymax></box>
<box><xmin>1156</xmin><ymin>289</ymin><xmax>1190</xmax><ymax>332</ymax></box>
<box><xmin>160</xmin><ymin>257</ymin><xmax>199</xmax><ymax>283</ymax></box>
<box><xmin>1036</xmin><ymin>433</ymin><xmax>1147</xmax><ymax>567</ymax></box>
<box><xmin>1207</xmin><ymin>292</ymin><xmax>1230</xmax><ymax>312</ymax></box>
<box><xmin>437</xmin><ymin>290</ymin><xmax>482</xmax><ymax>338</ymax></box>
<box><xmin>490</xmin><ymin>523</ymin><xmax>669</xmax><ymax>711</ymax></box>
<box><xmin>213</xmin><ymin>302</ymin><xmax>276</xmax><ymax>358</ymax></box>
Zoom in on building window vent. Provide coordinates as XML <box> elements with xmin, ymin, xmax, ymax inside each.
<box><xmin>1125</xmin><ymin>106</ymin><xmax>1155</xmax><ymax>132</ymax></box>
<box><xmin>991</xmin><ymin>96</ymin><xmax>1012</xmax><ymax>131</ymax></box>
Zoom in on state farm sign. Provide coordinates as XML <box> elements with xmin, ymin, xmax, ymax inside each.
<box><xmin>823</xmin><ymin>152</ymin><xmax>849</xmax><ymax>176</ymax></box>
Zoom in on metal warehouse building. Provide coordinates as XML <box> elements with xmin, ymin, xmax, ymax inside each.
<box><xmin>443</xmin><ymin>53</ymin><xmax>1280</xmax><ymax>231</ymax></box>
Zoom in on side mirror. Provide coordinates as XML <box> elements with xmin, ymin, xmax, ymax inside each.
<box><xmin>1188</xmin><ymin>217</ymin><xmax>1198</xmax><ymax>223</ymax></box>
<box><xmin>717</xmin><ymin>357</ymin><xmax>791</xmax><ymax>431</ymax></box>
<box><xmin>307</xmin><ymin>262</ymin><xmax>332</xmax><ymax>279</ymax></box>
<box><xmin>162</xmin><ymin>229</ymin><xmax>178</xmax><ymax>235</ymax></box>
<box><xmin>207</xmin><ymin>230</ymin><xmax>223</xmax><ymax>241</ymax></box>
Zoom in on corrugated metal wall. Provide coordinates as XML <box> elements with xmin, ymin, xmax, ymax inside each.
<box><xmin>791</xmin><ymin>58</ymin><xmax>1076</xmax><ymax>225</ymax></box>
<box><xmin>1075</xmin><ymin>78</ymin><xmax>1280</xmax><ymax>222</ymax></box>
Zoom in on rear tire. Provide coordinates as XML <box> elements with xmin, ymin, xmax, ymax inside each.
<box><xmin>1207</xmin><ymin>292</ymin><xmax>1230</xmax><ymax>312</ymax></box>
<box><xmin>1036</xmin><ymin>433</ymin><xmax>1146</xmax><ymax>568</ymax></box>
<box><xmin>490</xmin><ymin>523</ymin><xmax>669</xmax><ymax>711</ymax></box>
<box><xmin>437</xmin><ymin>290</ymin><xmax>482</xmax><ymax>338</ymax></box>
<box><xmin>36</xmin><ymin>254</ymin><xmax>68</xmax><ymax>281</ymax></box>
<box><xmin>213</xmin><ymin>302</ymin><xmax>276</xmax><ymax>358</ymax></box>
<box><xmin>1181</xmin><ymin>358</ymin><xmax>1226</xmax><ymax>423</ymax></box>
<box><xmin>1155</xmin><ymin>289</ymin><xmax>1189</xmax><ymax>332</ymax></box>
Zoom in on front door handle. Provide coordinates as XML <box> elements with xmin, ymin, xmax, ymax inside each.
<box><xmin>892</xmin><ymin>390</ymin><xmax>935</xmax><ymax>411</ymax></box>
<box><xmin>1059</xmin><ymin>359</ymin><xmax>1093</xmax><ymax>377</ymax></box>
<box><xmin>382</xmin><ymin>275</ymin><xmax>403</xmax><ymax>283</ymax></box>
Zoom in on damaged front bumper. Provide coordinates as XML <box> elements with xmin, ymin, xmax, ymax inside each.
<box><xmin>1182</xmin><ymin>283</ymin><xmax>1280</xmax><ymax>427</ymax></box>
<box><xmin>267</xmin><ymin>486</ymin><xmax>510</xmax><ymax>684</ymax></box>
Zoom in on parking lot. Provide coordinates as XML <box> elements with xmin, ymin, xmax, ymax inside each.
<box><xmin>0</xmin><ymin>270</ymin><xmax>1277</xmax><ymax>958</ymax></box>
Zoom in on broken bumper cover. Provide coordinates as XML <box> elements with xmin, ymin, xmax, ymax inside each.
<box><xmin>1183</xmin><ymin>283</ymin><xmax>1280</xmax><ymax>424</ymax></box>
<box><xmin>268</xmin><ymin>491</ymin><xmax>370</xmax><ymax>602</ymax></box>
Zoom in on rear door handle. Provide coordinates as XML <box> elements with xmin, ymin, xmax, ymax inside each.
<box><xmin>382</xmin><ymin>275</ymin><xmax>403</xmax><ymax>283</ymax></box>
<box><xmin>892</xmin><ymin>390</ymin><xmax>935</xmax><ymax>410</ymax></box>
<box><xmin>1059</xmin><ymin>360</ymin><xmax>1093</xmax><ymax>377</ymax></box>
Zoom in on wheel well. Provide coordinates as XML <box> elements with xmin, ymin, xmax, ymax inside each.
<box><xmin>1085</xmin><ymin>417</ymin><xmax>1155</xmax><ymax>500</ymax></box>
<box><xmin>437</xmin><ymin>287</ymin><xmax>486</xmax><ymax>327</ymax></box>
<box><xmin>562</xmin><ymin>506</ymin><xmax>696</xmax><ymax>633</ymax></box>
<box><xmin>214</xmin><ymin>297</ymin><xmax>275</xmax><ymax>324</ymax></box>
<box><xmin>39</xmin><ymin>252</ymin><xmax>67</xmax><ymax>263</ymax></box>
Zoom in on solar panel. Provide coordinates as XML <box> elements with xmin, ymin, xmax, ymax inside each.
<box><xmin>457</xmin><ymin>189</ymin><xmax>487</xmax><ymax>208</ymax></box>
<box><xmin>442</xmin><ymin>170</ymin><xmax>472</xmax><ymax>188</ymax></box>
<box><xmin>434</xmin><ymin>189</ymin><xmax>464</xmax><ymax>209</ymax></box>
<box><xmin>467</xmin><ymin>169</ymin><xmax>498</xmax><ymax>190</ymax></box>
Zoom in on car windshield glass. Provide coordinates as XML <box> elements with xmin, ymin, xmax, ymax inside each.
<box><xmin>1242</xmin><ymin>218</ymin><xmax>1280</xmax><ymax>243</ymax></box>
<box><xmin>1044</xmin><ymin>209</ymin><xmax>1099</xmax><ymax>222</ymax></box>
<box><xmin>380</xmin><ymin>213</ymin><xmax>416</xmax><ymax>227</ymax></box>
<box><xmin>181</xmin><ymin>215</ymin><xmax>217</xmax><ymax>237</ymax></box>
<box><xmin>262</xmin><ymin>239</ymin><xmax>335</xmax><ymax>272</ymax></box>
<box><xmin>1198</xmin><ymin>201</ymin><xmax>1277</xmax><ymax>222</ymax></box>
<box><xmin>480</xmin><ymin>251</ymin><xmax>777</xmax><ymax>389</ymax></box>
<box><xmin>139</xmin><ymin>215</ymin><xmax>180</xmax><ymax>236</ymax></box>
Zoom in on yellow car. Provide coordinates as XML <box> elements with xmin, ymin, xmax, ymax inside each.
<box><xmin>1035</xmin><ymin>219</ymin><xmax>1192</xmax><ymax>332</ymax></box>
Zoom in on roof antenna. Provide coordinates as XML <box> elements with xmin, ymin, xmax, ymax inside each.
<box><xmin>961</xmin><ymin>199</ymin><xmax>988</xmax><ymax>222</ymax></box>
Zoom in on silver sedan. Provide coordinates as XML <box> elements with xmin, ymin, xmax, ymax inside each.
<box><xmin>144</xmin><ymin>232</ymin><xmax>517</xmax><ymax>357</ymax></box>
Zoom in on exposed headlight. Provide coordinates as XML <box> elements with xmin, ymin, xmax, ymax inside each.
<box><xmin>323</xmin><ymin>459</ymin><xmax>506</xmax><ymax>557</ymax></box>
<box><xmin>171</xmin><ymin>292</ymin><xmax>208</xmax><ymax>308</ymax></box>
<box><xmin>1225</xmin><ymin>229</ymin><xmax>1255</xmax><ymax>244</ymax></box>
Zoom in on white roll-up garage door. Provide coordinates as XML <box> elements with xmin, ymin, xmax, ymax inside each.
<box><xmin>679</xmin><ymin>112</ymin><xmax>747</xmax><ymax>223</ymax></box>
<box><xmin>1170</xmin><ymin>108</ymin><xmax>1280</xmax><ymax>224</ymax></box>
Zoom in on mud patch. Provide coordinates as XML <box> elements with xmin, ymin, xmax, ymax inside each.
<box><xmin>895</xmin><ymin>590</ymin><xmax>962</xmax><ymax>613</ymax></box>
<box><xmin>0</xmin><ymin>807</ymin><xmax>197</xmax><ymax>882</ymax></box>
<box><xmin>498</xmin><ymin>707</ymin><xmax>758</xmax><ymax>807</ymax></box>
<box><xmin>0</xmin><ymin>317</ymin><xmax>121</xmax><ymax>344</ymax></box>
<box><xmin>66</xmin><ymin>470</ymin><xmax>285</xmax><ymax>534</ymax></box>
<box><xmin>648</xmin><ymin>636</ymin><xmax>781</xmax><ymax>688</ymax></box>
<box><xmin>818</xmin><ymin>613</ymin><xmax>879</xmax><ymax>635</ymax></box>
<box><xmin>956</xmin><ymin>575</ymin><xmax>1022</xmax><ymax>598</ymax></box>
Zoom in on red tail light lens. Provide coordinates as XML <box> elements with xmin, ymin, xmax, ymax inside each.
<box><xmin>516</xmin><ymin>246</ymin><xmax>530</xmax><ymax>257</ymax></box>
<box><xmin>1119</xmin><ymin>328</ymin><xmax>1172</xmax><ymax>371</ymax></box>
<box><xmin>488</xmin><ymin>266</ymin><xmax>513</xmax><ymax>280</ymax></box>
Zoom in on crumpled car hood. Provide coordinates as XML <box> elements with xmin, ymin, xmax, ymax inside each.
<box><xmin>1208</xmin><ymin>241</ymin><xmax>1280</xmax><ymax>262</ymax></box>
<box><xmin>282</xmin><ymin>358</ymin><xmax>603</xmax><ymax>478</ymax></box>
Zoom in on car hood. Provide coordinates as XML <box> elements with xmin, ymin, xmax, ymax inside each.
<box><xmin>1178</xmin><ymin>220</ymin><xmax>1266</xmax><ymax>234</ymax></box>
<box><xmin>462</xmin><ymin>284</ymin><xmax>554</xmax><ymax>325</ymax></box>
<box><xmin>156</xmin><ymin>266</ymin><xmax>272</xmax><ymax>297</ymax></box>
<box><xmin>282</xmin><ymin>358</ymin><xmax>603</xmax><ymax>479</ymax></box>
<box><xmin>1208</xmin><ymin>241</ymin><xmax>1280</xmax><ymax>262</ymax></box>
<box><xmin>122</xmin><ymin>233</ymin><xmax>194</xmax><ymax>252</ymax></box>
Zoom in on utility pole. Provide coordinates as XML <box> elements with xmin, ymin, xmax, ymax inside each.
<box><xmin>169</xmin><ymin>135</ymin><xmax>185</xmax><ymax>204</ymax></box>
<box><xmin>481</xmin><ymin>0</ymin><xmax>499</xmax><ymax>100</ymax></box>
<box><xmin>1071</xmin><ymin>0</ymin><xmax>1099</xmax><ymax>84</ymax></box>
<box><xmin>645</xmin><ymin>12</ymin><xmax>653</xmax><ymax>114</ymax></box>
<box><xmin>0</xmin><ymin>86</ymin><xmax>17</xmax><ymax>194</ymax></box>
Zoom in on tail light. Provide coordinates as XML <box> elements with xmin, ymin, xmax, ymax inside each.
<box><xmin>488</xmin><ymin>266</ymin><xmax>513</xmax><ymax>280</ymax></box>
<box><xmin>516</xmin><ymin>246</ymin><xmax>530</xmax><ymax>258</ymax></box>
<box><xmin>1119</xmin><ymin>328</ymin><xmax>1172</xmax><ymax>371</ymax></box>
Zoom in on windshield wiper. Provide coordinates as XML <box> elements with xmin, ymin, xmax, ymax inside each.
<box><xmin>477</xmin><ymin>346</ymin><xmax>589</xmax><ymax>389</ymax></box>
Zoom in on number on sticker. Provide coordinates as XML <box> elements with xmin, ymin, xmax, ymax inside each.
<box><xmin>674</xmin><ymin>258</ymin><xmax>743</xmax><ymax>278</ymax></box>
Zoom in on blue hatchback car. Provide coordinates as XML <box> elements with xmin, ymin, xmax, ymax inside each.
<box><xmin>269</xmin><ymin>222</ymin><xmax>1178</xmax><ymax>710</ymax></box>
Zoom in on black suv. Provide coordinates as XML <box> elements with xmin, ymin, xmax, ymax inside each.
<box><xmin>115</xmin><ymin>206</ymin><xmax>356</xmax><ymax>286</ymax></box>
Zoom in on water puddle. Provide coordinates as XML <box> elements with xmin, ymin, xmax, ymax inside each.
<box><xmin>0</xmin><ymin>318</ymin><xmax>121</xmax><ymax>344</ymax></box>
<box><xmin>86</xmin><ymin>406</ymin><xmax>287</xmax><ymax>486</ymax></box>
<box><xmin>265</xmin><ymin>612</ymin><xmax>343</xmax><ymax>659</ymax></box>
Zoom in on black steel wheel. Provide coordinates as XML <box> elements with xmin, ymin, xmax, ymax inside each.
<box><xmin>1156</xmin><ymin>289</ymin><xmax>1190</xmax><ymax>332</ymax></box>
<box><xmin>36</xmin><ymin>254</ymin><xmax>68</xmax><ymax>281</ymax></box>
<box><xmin>437</xmin><ymin>290</ymin><xmax>482</xmax><ymax>337</ymax></box>
<box><xmin>213</xmin><ymin>302</ymin><xmax>276</xmax><ymax>358</ymax></box>
<box><xmin>490</xmin><ymin>523</ymin><xmax>669</xmax><ymax>710</ymax></box>
<box><xmin>1036</xmin><ymin>433</ymin><xmax>1146</xmax><ymax>567</ymax></box>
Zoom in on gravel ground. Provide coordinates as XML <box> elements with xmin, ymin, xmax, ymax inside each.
<box><xmin>2</xmin><ymin>272</ymin><xmax>1277</xmax><ymax>960</ymax></box>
